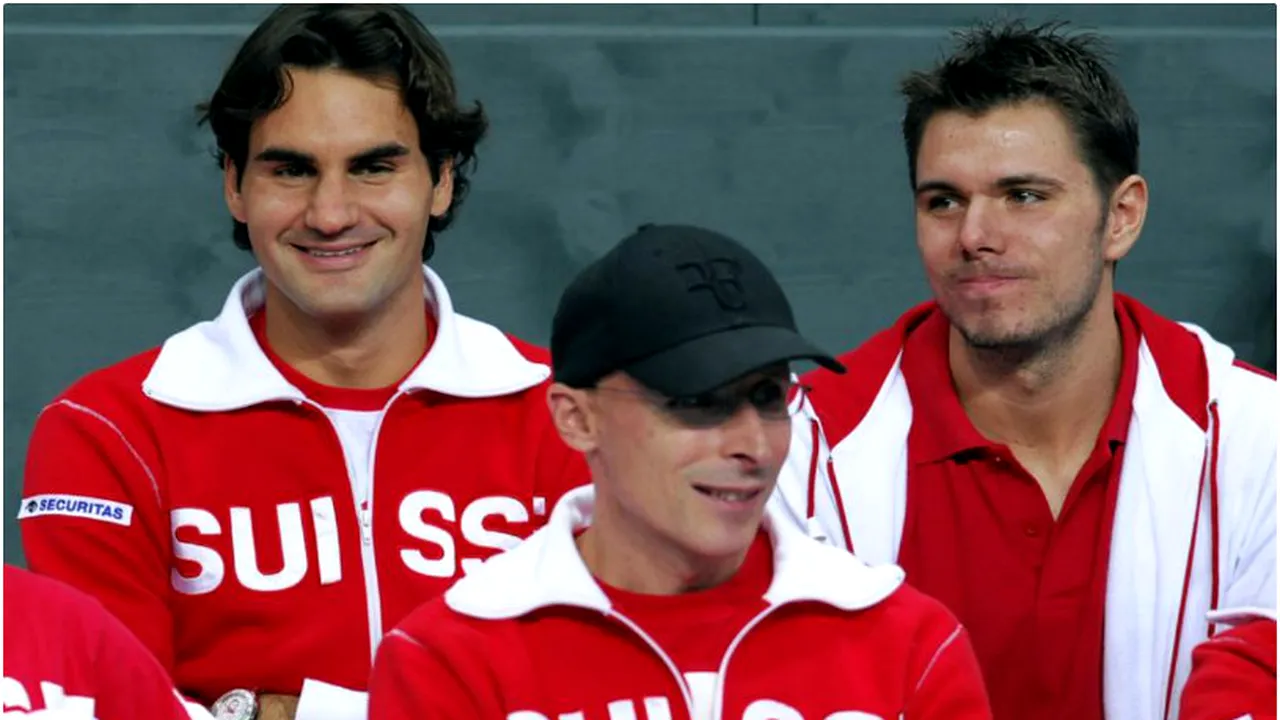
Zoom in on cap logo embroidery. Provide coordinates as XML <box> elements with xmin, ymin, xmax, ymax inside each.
<box><xmin>678</xmin><ymin>258</ymin><xmax>746</xmax><ymax>310</ymax></box>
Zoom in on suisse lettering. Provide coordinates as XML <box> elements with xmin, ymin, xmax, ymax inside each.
<box><xmin>169</xmin><ymin>493</ymin><xmax>548</xmax><ymax>594</ymax></box>
<box><xmin>1</xmin><ymin>677</ymin><xmax>97</xmax><ymax>716</ymax></box>
<box><xmin>170</xmin><ymin>498</ymin><xmax>340</xmax><ymax>595</ymax></box>
<box><xmin>506</xmin><ymin>700</ymin><xmax>883</xmax><ymax>720</ymax></box>
<box><xmin>399</xmin><ymin>492</ymin><xmax>548</xmax><ymax>578</ymax></box>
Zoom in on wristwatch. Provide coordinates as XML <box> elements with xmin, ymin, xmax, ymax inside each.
<box><xmin>211</xmin><ymin>689</ymin><xmax>258</xmax><ymax>720</ymax></box>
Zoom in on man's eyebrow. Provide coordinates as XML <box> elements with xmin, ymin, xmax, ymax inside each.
<box><xmin>995</xmin><ymin>174</ymin><xmax>1065</xmax><ymax>190</ymax></box>
<box><xmin>350</xmin><ymin>143</ymin><xmax>411</xmax><ymax>164</ymax></box>
<box><xmin>914</xmin><ymin>180</ymin><xmax>959</xmax><ymax>196</ymax></box>
<box><xmin>913</xmin><ymin>174</ymin><xmax>1066</xmax><ymax>196</ymax></box>
<box><xmin>253</xmin><ymin>147</ymin><xmax>315</xmax><ymax>165</ymax></box>
<box><xmin>251</xmin><ymin>143</ymin><xmax>411</xmax><ymax>166</ymax></box>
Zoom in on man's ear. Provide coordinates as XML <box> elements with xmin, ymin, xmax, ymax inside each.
<box><xmin>1102</xmin><ymin>173</ymin><xmax>1148</xmax><ymax>263</ymax></box>
<box><xmin>224</xmin><ymin>156</ymin><xmax>246</xmax><ymax>223</ymax></box>
<box><xmin>547</xmin><ymin>383</ymin><xmax>597</xmax><ymax>453</ymax></box>
<box><xmin>429</xmin><ymin>157</ymin><xmax>455</xmax><ymax>218</ymax></box>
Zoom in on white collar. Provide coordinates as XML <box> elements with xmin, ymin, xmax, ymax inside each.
<box><xmin>142</xmin><ymin>265</ymin><xmax>549</xmax><ymax>411</ymax></box>
<box><xmin>445</xmin><ymin>484</ymin><xmax>906</xmax><ymax>619</ymax></box>
<box><xmin>1175</xmin><ymin>321</ymin><xmax>1238</xmax><ymax>405</ymax></box>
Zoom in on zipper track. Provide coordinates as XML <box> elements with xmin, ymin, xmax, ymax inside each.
<box><xmin>609</xmin><ymin>602</ymin><xmax>792</xmax><ymax>719</ymax></box>
<box><xmin>305</xmin><ymin>393</ymin><xmax>400</xmax><ymax>664</ymax></box>
<box><xmin>710</xmin><ymin>605</ymin><xmax>781</xmax><ymax>719</ymax></box>
<box><xmin>607</xmin><ymin>610</ymin><xmax>697</xmax><ymax>717</ymax></box>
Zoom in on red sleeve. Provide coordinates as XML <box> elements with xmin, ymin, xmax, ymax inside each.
<box><xmin>1180</xmin><ymin>619</ymin><xmax>1277</xmax><ymax>720</ymax></box>
<box><xmin>19</xmin><ymin>398</ymin><xmax>176</xmax><ymax>673</ymax></box>
<box><xmin>3</xmin><ymin>566</ymin><xmax>189</xmax><ymax>720</ymax></box>
<box><xmin>89</xmin><ymin>592</ymin><xmax>192</xmax><ymax>720</ymax></box>
<box><xmin>368</xmin><ymin>628</ymin><xmax>498</xmax><ymax>720</ymax></box>
<box><xmin>905</xmin><ymin>623</ymin><xmax>993</xmax><ymax>719</ymax></box>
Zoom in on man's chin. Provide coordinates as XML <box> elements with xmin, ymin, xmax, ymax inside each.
<box><xmin>290</xmin><ymin>296</ymin><xmax>385</xmax><ymax>325</ymax></box>
<box><xmin>959</xmin><ymin>325</ymin><xmax>1036</xmax><ymax>350</ymax></box>
<box><xmin>694</xmin><ymin>524</ymin><xmax>763</xmax><ymax>560</ymax></box>
<box><xmin>938</xmin><ymin>301</ymin><xmax>1028</xmax><ymax>346</ymax></box>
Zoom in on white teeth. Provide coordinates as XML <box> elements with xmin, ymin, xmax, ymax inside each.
<box><xmin>709</xmin><ymin>489</ymin><xmax>753</xmax><ymax>502</ymax></box>
<box><xmin>307</xmin><ymin>245</ymin><xmax>365</xmax><ymax>257</ymax></box>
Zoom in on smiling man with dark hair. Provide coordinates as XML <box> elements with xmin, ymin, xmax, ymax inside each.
<box><xmin>19</xmin><ymin>5</ymin><xmax>588</xmax><ymax>719</ymax></box>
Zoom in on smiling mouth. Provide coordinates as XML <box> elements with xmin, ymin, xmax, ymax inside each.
<box><xmin>693</xmin><ymin>485</ymin><xmax>763</xmax><ymax>502</ymax></box>
<box><xmin>957</xmin><ymin>274</ymin><xmax>1020</xmax><ymax>283</ymax></box>
<box><xmin>293</xmin><ymin>241</ymin><xmax>377</xmax><ymax>257</ymax></box>
<box><xmin>955</xmin><ymin>276</ymin><xmax>1022</xmax><ymax>292</ymax></box>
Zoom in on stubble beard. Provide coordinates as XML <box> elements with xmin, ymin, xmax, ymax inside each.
<box><xmin>951</xmin><ymin>227</ymin><xmax>1108</xmax><ymax>368</ymax></box>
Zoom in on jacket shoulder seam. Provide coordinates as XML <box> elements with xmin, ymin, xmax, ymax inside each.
<box><xmin>913</xmin><ymin>622</ymin><xmax>963</xmax><ymax>695</ymax></box>
<box><xmin>42</xmin><ymin>398</ymin><xmax>162</xmax><ymax>507</ymax></box>
<box><xmin>386</xmin><ymin>628</ymin><xmax>427</xmax><ymax>651</ymax></box>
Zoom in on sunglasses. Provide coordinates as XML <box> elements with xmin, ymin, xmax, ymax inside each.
<box><xmin>593</xmin><ymin>377</ymin><xmax>809</xmax><ymax>427</ymax></box>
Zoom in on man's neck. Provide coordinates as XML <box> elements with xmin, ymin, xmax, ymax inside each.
<box><xmin>263</xmin><ymin>281</ymin><xmax>430</xmax><ymax>390</ymax></box>
<box><xmin>949</xmin><ymin>294</ymin><xmax>1123</xmax><ymax>459</ymax></box>
<box><xmin>576</xmin><ymin>508</ymin><xmax>747</xmax><ymax>596</ymax></box>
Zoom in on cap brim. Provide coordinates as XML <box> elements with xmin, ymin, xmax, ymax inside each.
<box><xmin>622</xmin><ymin>325</ymin><xmax>846</xmax><ymax>397</ymax></box>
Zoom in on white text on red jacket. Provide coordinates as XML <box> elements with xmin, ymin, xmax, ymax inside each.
<box><xmin>169</xmin><ymin>492</ymin><xmax>547</xmax><ymax>594</ymax></box>
<box><xmin>2</xmin><ymin>678</ymin><xmax>97</xmax><ymax>718</ymax></box>
<box><xmin>506</xmin><ymin>699</ymin><xmax>886</xmax><ymax>720</ymax></box>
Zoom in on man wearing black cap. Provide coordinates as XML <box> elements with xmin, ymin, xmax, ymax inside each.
<box><xmin>368</xmin><ymin>224</ymin><xmax>993</xmax><ymax>719</ymax></box>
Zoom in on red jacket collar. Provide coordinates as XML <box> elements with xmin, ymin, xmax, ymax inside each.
<box><xmin>802</xmin><ymin>294</ymin><xmax>1213</xmax><ymax>447</ymax></box>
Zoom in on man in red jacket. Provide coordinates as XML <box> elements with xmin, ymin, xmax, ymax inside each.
<box><xmin>3</xmin><ymin>565</ymin><xmax>204</xmax><ymax>720</ymax></box>
<box><xmin>18</xmin><ymin>5</ymin><xmax>586</xmax><ymax>720</ymax></box>
<box><xmin>369</xmin><ymin>224</ymin><xmax>993</xmax><ymax>719</ymax></box>
<box><xmin>774</xmin><ymin>19</ymin><xmax>1276</xmax><ymax>720</ymax></box>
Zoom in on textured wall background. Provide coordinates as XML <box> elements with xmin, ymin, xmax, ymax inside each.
<box><xmin>4</xmin><ymin>4</ymin><xmax>1276</xmax><ymax>564</ymax></box>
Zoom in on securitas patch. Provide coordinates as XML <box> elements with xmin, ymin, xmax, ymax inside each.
<box><xmin>17</xmin><ymin>494</ymin><xmax>133</xmax><ymax>526</ymax></box>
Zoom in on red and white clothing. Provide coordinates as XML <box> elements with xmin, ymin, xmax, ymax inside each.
<box><xmin>19</xmin><ymin>266</ymin><xmax>589</xmax><ymax>719</ymax></box>
<box><xmin>1179</xmin><ymin>610</ymin><xmax>1277</xmax><ymax>720</ymax></box>
<box><xmin>3</xmin><ymin>565</ymin><xmax>205</xmax><ymax>720</ymax></box>
<box><xmin>369</xmin><ymin>485</ymin><xmax>993</xmax><ymax>720</ymax></box>
<box><xmin>774</xmin><ymin>295</ymin><xmax>1277</xmax><ymax>720</ymax></box>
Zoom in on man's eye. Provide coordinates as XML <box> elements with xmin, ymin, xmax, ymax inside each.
<box><xmin>353</xmin><ymin>162</ymin><xmax>394</xmax><ymax>175</ymax></box>
<box><xmin>752</xmin><ymin>382</ymin><xmax>786</xmax><ymax>405</ymax></box>
<box><xmin>747</xmin><ymin>382</ymin><xmax>791</xmax><ymax>413</ymax></box>
<box><xmin>1009</xmin><ymin>189</ymin><xmax>1045</xmax><ymax>204</ymax></box>
<box><xmin>927</xmin><ymin>195</ymin><xmax>958</xmax><ymax>211</ymax></box>
<box><xmin>668</xmin><ymin>394</ymin><xmax>717</xmax><ymax>411</ymax></box>
<box><xmin>273</xmin><ymin>164</ymin><xmax>312</xmax><ymax>178</ymax></box>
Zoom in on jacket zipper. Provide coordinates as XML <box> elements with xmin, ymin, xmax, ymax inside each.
<box><xmin>607</xmin><ymin>602</ymin><xmax>797</xmax><ymax>719</ymax></box>
<box><xmin>303</xmin><ymin>392</ymin><xmax>402</xmax><ymax>665</ymax></box>
<box><xmin>710</xmin><ymin>604</ymin><xmax>783</xmax><ymax>719</ymax></box>
<box><xmin>358</xmin><ymin>391</ymin><xmax>407</xmax><ymax>657</ymax></box>
<box><xmin>606</xmin><ymin>610</ymin><xmax>698</xmax><ymax>718</ymax></box>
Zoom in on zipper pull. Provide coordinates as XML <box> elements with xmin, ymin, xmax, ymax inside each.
<box><xmin>806</xmin><ymin>516</ymin><xmax>829</xmax><ymax>544</ymax></box>
<box><xmin>360</xmin><ymin>500</ymin><xmax>372</xmax><ymax>546</ymax></box>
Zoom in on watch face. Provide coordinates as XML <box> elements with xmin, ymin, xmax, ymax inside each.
<box><xmin>211</xmin><ymin>689</ymin><xmax>256</xmax><ymax>720</ymax></box>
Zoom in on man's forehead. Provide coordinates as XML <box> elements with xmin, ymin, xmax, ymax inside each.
<box><xmin>917</xmin><ymin>123</ymin><xmax>1090</xmax><ymax>191</ymax></box>
<box><xmin>921</xmin><ymin>104</ymin><xmax>1084</xmax><ymax>163</ymax></box>
<box><xmin>247</xmin><ymin>68</ymin><xmax>417</xmax><ymax>154</ymax></box>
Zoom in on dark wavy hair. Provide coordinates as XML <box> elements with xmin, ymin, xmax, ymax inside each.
<box><xmin>197</xmin><ymin>4</ymin><xmax>488</xmax><ymax>261</ymax></box>
<box><xmin>900</xmin><ymin>19</ymin><xmax>1139</xmax><ymax>199</ymax></box>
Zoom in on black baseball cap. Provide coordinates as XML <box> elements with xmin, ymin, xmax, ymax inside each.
<box><xmin>551</xmin><ymin>224</ymin><xmax>846</xmax><ymax>397</ymax></box>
